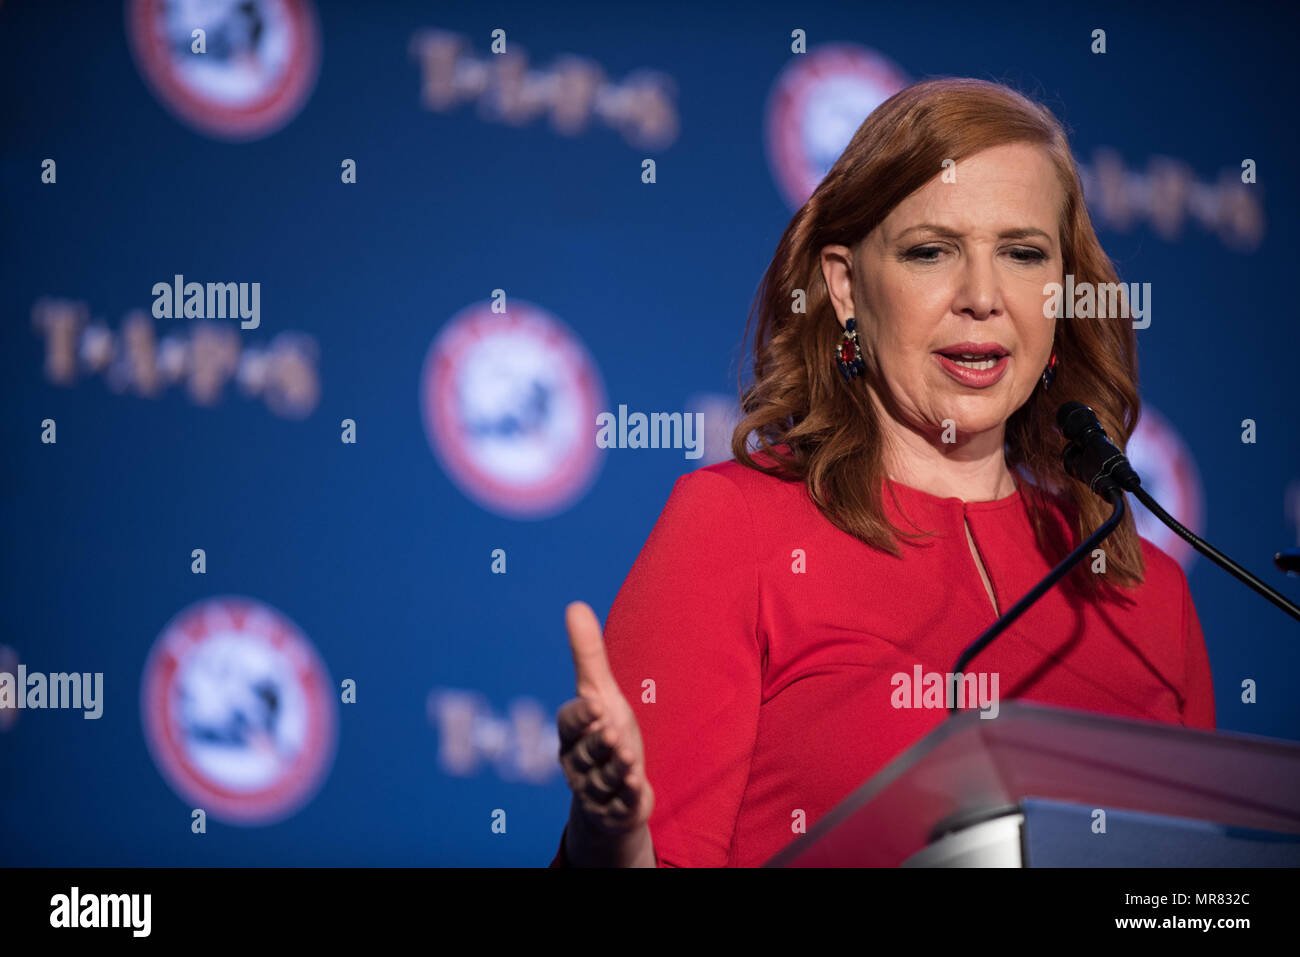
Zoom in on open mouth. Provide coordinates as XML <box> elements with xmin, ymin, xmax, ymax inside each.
<box><xmin>941</xmin><ymin>348</ymin><xmax>1008</xmax><ymax>369</ymax></box>
<box><xmin>934</xmin><ymin>345</ymin><xmax>1011</xmax><ymax>387</ymax></box>
<box><xmin>939</xmin><ymin>353</ymin><xmax>1001</xmax><ymax>370</ymax></box>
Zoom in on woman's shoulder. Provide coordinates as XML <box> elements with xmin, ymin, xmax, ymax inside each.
<box><xmin>673</xmin><ymin>448</ymin><xmax>806</xmax><ymax>510</ymax></box>
<box><xmin>650</xmin><ymin>451</ymin><xmax>812</xmax><ymax>551</ymax></box>
<box><xmin>1136</xmin><ymin>535</ymin><xmax>1191</xmax><ymax>593</ymax></box>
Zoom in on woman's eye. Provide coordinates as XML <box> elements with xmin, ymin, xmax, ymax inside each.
<box><xmin>901</xmin><ymin>245</ymin><xmax>1046</xmax><ymax>263</ymax></box>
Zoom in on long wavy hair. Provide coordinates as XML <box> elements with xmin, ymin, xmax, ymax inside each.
<box><xmin>732</xmin><ymin>77</ymin><xmax>1144</xmax><ymax>592</ymax></box>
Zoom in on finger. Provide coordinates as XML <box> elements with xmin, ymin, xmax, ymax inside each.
<box><xmin>561</xmin><ymin>727</ymin><xmax>630</xmax><ymax>793</ymax></box>
<box><xmin>560</xmin><ymin>755</ymin><xmax>588</xmax><ymax>793</ymax></box>
<box><xmin>607</xmin><ymin>776</ymin><xmax>653</xmax><ymax>826</ymax></box>
<box><xmin>566</xmin><ymin>601</ymin><xmax>617</xmax><ymax>700</ymax></box>
<box><xmin>576</xmin><ymin>788</ymin><xmax>633</xmax><ymax>826</ymax></box>
<box><xmin>602</xmin><ymin>794</ymin><xmax>632</xmax><ymax>820</ymax></box>
<box><xmin>556</xmin><ymin>696</ymin><xmax>603</xmax><ymax>748</ymax></box>
<box><xmin>580</xmin><ymin>775</ymin><xmax>643</xmax><ymax>824</ymax></box>
<box><xmin>581</xmin><ymin>767</ymin><xmax>618</xmax><ymax>804</ymax></box>
<box><xmin>580</xmin><ymin>748</ymin><xmax>633</xmax><ymax>803</ymax></box>
<box><xmin>567</xmin><ymin>726</ymin><xmax>615</xmax><ymax>774</ymax></box>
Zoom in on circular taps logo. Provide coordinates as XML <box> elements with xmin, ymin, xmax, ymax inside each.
<box><xmin>126</xmin><ymin>0</ymin><xmax>321</xmax><ymax>140</ymax></box>
<box><xmin>1128</xmin><ymin>404</ymin><xmax>1205</xmax><ymax>571</ymax></box>
<box><xmin>764</xmin><ymin>44</ymin><xmax>910</xmax><ymax>210</ymax></box>
<box><xmin>141</xmin><ymin>596</ymin><xmax>336</xmax><ymax>825</ymax></box>
<box><xmin>420</xmin><ymin>300</ymin><xmax>606</xmax><ymax>520</ymax></box>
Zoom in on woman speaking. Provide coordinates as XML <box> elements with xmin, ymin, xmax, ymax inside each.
<box><xmin>550</xmin><ymin>77</ymin><xmax>1216</xmax><ymax>868</ymax></box>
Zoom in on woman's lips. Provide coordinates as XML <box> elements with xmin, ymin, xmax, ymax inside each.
<box><xmin>934</xmin><ymin>352</ymin><xmax>1010</xmax><ymax>388</ymax></box>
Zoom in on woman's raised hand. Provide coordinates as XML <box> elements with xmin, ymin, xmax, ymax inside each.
<box><xmin>556</xmin><ymin>601</ymin><xmax>656</xmax><ymax>865</ymax></box>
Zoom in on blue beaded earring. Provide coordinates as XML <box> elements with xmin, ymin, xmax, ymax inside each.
<box><xmin>837</xmin><ymin>317</ymin><xmax>865</xmax><ymax>381</ymax></box>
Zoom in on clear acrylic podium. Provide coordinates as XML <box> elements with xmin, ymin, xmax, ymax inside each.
<box><xmin>764</xmin><ymin>701</ymin><xmax>1300</xmax><ymax>867</ymax></box>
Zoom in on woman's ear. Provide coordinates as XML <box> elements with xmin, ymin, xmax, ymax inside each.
<box><xmin>819</xmin><ymin>244</ymin><xmax>855</xmax><ymax>328</ymax></box>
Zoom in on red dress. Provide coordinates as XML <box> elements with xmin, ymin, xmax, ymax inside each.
<box><xmin>551</xmin><ymin>452</ymin><xmax>1216</xmax><ymax>867</ymax></box>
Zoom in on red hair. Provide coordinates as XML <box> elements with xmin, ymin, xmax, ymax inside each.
<box><xmin>732</xmin><ymin>77</ymin><xmax>1144</xmax><ymax>591</ymax></box>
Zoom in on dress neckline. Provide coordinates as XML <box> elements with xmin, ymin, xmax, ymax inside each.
<box><xmin>883</xmin><ymin>476</ymin><xmax>1024</xmax><ymax>515</ymax></box>
<box><xmin>752</xmin><ymin>442</ymin><xmax>1027</xmax><ymax>515</ymax></box>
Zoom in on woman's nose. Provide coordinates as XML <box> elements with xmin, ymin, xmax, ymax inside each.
<box><xmin>952</xmin><ymin>256</ymin><xmax>1004</xmax><ymax>320</ymax></box>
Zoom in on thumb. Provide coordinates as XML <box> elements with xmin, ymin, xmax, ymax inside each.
<box><xmin>566</xmin><ymin>600</ymin><xmax>618</xmax><ymax>699</ymax></box>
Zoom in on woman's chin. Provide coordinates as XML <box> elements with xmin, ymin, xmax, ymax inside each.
<box><xmin>936</xmin><ymin>401</ymin><xmax>1017</xmax><ymax>438</ymax></box>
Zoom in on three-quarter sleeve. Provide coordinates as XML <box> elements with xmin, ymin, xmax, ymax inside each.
<box><xmin>598</xmin><ymin>468</ymin><xmax>764</xmax><ymax>866</ymax></box>
<box><xmin>1177</xmin><ymin>564</ymin><xmax>1216</xmax><ymax>730</ymax></box>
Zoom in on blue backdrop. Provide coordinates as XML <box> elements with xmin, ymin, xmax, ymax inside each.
<box><xmin>2</xmin><ymin>0</ymin><xmax>1296</xmax><ymax>866</ymax></box>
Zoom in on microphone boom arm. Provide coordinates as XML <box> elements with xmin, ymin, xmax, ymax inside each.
<box><xmin>1133</xmin><ymin>486</ymin><xmax>1300</xmax><ymax>623</ymax></box>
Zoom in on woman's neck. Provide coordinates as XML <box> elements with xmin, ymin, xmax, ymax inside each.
<box><xmin>876</xmin><ymin>409</ymin><xmax>1018</xmax><ymax>503</ymax></box>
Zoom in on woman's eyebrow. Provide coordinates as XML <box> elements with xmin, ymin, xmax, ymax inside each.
<box><xmin>893</xmin><ymin>224</ymin><xmax>1053</xmax><ymax>242</ymax></box>
<box><xmin>998</xmin><ymin>227</ymin><xmax>1053</xmax><ymax>241</ymax></box>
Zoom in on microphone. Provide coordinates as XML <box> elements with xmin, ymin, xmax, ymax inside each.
<box><xmin>948</xmin><ymin>400</ymin><xmax>1300</xmax><ymax>717</ymax></box>
<box><xmin>1058</xmin><ymin>403</ymin><xmax>1300</xmax><ymax>624</ymax></box>
<box><xmin>1057</xmin><ymin>401</ymin><xmax>1141</xmax><ymax>495</ymax></box>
